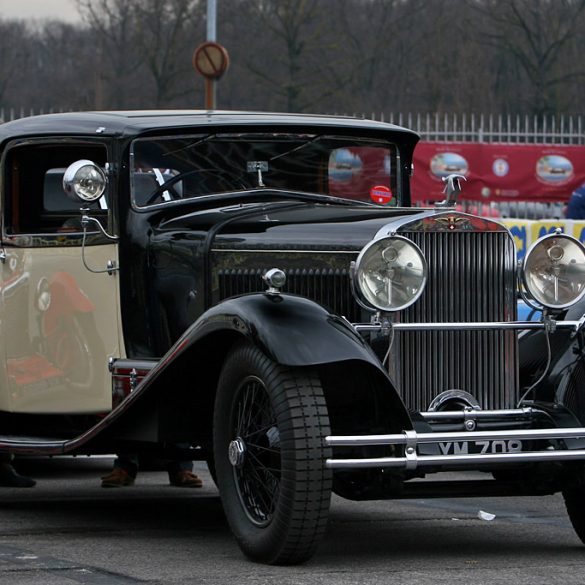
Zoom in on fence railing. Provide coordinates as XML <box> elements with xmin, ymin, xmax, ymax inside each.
<box><xmin>354</xmin><ymin>112</ymin><xmax>584</xmax><ymax>144</ymax></box>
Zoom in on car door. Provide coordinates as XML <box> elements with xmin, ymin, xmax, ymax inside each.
<box><xmin>0</xmin><ymin>139</ymin><xmax>124</xmax><ymax>414</ymax></box>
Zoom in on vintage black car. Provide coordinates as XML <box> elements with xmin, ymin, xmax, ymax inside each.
<box><xmin>1</xmin><ymin>111</ymin><xmax>585</xmax><ymax>564</ymax></box>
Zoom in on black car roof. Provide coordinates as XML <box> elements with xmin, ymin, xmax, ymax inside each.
<box><xmin>0</xmin><ymin>110</ymin><xmax>420</xmax><ymax>147</ymax></box>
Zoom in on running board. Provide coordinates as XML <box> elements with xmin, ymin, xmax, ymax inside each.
<box><xmin>0</xmin><ymin>436</ymin><xmax>68</xmax><ymax>455</ymax></box>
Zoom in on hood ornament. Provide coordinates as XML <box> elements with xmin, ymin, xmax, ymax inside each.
<box><xmin>435</xmin><ymin>174</ymin><xmax>467</xmax><ymax>208</ymax></box>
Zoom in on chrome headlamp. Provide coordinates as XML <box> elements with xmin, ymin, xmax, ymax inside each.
<box><xmin>353</xmin><ymin>235</ymin><xmax>427</xmax><ymax>312</ymax></box>
<box><xmin>523</xmin><ymin>232</ymin><xmax>585</xmax><ymax>309</ymax></box>
<box><xmin>63</xmin><ymin>160</ymin><xmax>107</xmax><ymax>202</ymax></box>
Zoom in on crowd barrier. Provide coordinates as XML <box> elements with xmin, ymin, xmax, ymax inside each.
<box><xmin>500</xmin><ymin>219</ymin><xmax>585</xmax><ymax>260</ymax></box>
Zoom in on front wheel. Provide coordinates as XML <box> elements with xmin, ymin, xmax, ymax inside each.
<box><xmin>563</xmin><ymin>468</ymin><xmax>585</xmax><ymax>544</ymax></box>
<box><xmin>213</xmin><ymin>341</ymin><xmax>332</xmax><ymax>565</ymax></box>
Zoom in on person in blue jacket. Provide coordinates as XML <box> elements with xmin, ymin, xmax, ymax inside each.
<box><xmin>566</xmin><ymin>182</ymin><xmax>585</xmax><ymax>219</ymax></box>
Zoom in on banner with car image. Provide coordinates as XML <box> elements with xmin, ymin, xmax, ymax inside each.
<box><xmin>412</xmin><ymin>142</ymin><xmax>585</xmax><ymax>203</ymax></box>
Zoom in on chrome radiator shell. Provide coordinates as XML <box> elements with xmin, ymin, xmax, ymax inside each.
<box><xmin>392</xmin><ymin>228</ymin><xmax>518</xmax><ymax>411</ymax></box>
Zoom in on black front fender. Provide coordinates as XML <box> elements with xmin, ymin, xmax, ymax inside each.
<box><xmin>188</xmin><ymin>292</ymin><xmax>382</xmax><ymax>368</ymax></box>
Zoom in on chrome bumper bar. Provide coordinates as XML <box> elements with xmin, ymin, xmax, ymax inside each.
<box><xmin>353</xmin><ymin>319</ymin><xmax>583</xmax><ymax>333</ymax></box>
<box><xmin>326</xmin><ymin>427</ymin><xmax>585</xmax><ymax>471</ymax></box>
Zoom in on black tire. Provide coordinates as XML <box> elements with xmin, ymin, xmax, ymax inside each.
<box><xmin>563</xmin><ymin>470</ymin><xmax>585</xmax><ymax>544</ymax></box>
<box><xmin>213</xmin><ymin>341</ymin><xmax>332</xmax><ymax>565</ymax></box>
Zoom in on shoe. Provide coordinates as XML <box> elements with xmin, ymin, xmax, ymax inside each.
<box><xmin>168</xmin><ymin>470</ymin><xmax>203</xmax><ymax>488</ymax></box>
<box><xmin>0</xmin><ymin>464</ymin><xmax>36</xmax><ymax>488</ymax></box>
<box><xmin>101</xmin><ymin>467</ymin><xmax>135</xmax><ymax>488</ymax></box>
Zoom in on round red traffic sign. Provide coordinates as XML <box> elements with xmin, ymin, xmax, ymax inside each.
<box><xmin>193</xmin><ymin>42</ymin><xmax>229</xmax><ymax>80</ymax></box>
<box><xmin>370</xmin><ymin>185</ymin><xmax>394</xmax><ymax>205</ymax></box>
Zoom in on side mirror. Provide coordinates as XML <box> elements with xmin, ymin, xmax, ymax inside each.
<box><xmin>63</xmin><ymin>160</ymin><xmax>107</xmax><ymax>203</ymax></box>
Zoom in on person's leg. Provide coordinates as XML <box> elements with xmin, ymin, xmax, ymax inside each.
<box><xmin>101</xmin><ymin>454</ymin><xmax>139</xmax><ymax>488</ymax></box>
<box><xmin>0</xmin><ymin>454</ymin><xmax>36</xmax><ymax>488</ymax></box>
<box><xmin>166</xmin><ymin>445</ymin><xmax>202</xmax><ymax>488</ymax></box>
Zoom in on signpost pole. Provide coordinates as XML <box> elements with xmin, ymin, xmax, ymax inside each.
<box><xmin>193</xmin><ymin>3</ymin><xmax>229</xmax><ymax>111</ymax></box>
<box><xmin>206</xmin><ymin>0</ymin><xmax>217</xmax><ymax>108</ymax></box>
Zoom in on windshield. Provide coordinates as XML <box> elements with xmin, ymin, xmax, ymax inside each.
<box><xmin>130</xmin><ymin>133</ymin><xmax>400</xmax><ymax>208</ymax></box>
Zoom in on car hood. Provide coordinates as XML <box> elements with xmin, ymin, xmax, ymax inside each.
<box><xmin>161</xmin><ymin>202</ymin><xmax>427</xmax><ymax>251</ymax></box>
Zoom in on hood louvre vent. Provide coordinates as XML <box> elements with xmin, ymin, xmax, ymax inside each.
<box><xmin>217</xmin><ymin>267</ymin><xmax>361</xmax><ymax>322</ymax></box>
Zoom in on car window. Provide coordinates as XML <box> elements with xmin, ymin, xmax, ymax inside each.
<box><xmin>3</xmin><ymin>143</ymin><xmax>109</xmax><ymax>238</ymax></box>
<box><xmin>328</xmin><ymin>147</ymin><xmax>396</xmax><ymax>205</ymax></box>
<box><xmin>131</xmin><ymin>134</ymin><xmax>399</xmax><ymax>207</ymax></box>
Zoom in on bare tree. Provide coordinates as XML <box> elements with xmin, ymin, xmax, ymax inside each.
<box><xmin>330</xmin><ymin>0</ymin><xmax>424</xmax><ymax>112</ymax></box>
<box><xmin>468</xmin><ymin>0</ymin><xmax>585</xmax><ymax>115</ymax></box>
<box><xmin>0</xmin><ymin>20</ymin><xmax>29</xmax><ymax>113</ymax></box>
<box><xmin>236</xmin><ymin>0</ymin><xmax>341</xmax><ymax>112</ymax></box>
<box><xmin>3</xmin><ymin>0</ymin><xmax>585</xmax><ymax>117</ymax></box>
<box><xmin>77</xmin><ymin>0</ymin><xmax>144</xmax><ymax>109</ymax></box>
<box><xmin>132</xmin><ymin>0</ymin><xmax>204</xmax><ymax>107</ymax></box>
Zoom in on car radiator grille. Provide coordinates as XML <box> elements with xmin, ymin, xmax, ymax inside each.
<box><xmin>216</xmin><ymin>230</ymin><xmax>517</xmax><ymax>412</ymax></box>
<box><xmin>395</xmin><ymin>230</ymin><xmax>518</xmax><ymax>411</ymax></box>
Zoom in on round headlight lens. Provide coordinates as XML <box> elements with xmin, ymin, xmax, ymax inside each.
<box><xmin>63</xmin><ymin>160</ymin><xmax>107</xmax><ymax>202</ymax></box>
<box><xmin>354</xmin><ymin>236</ymin><xmax>427</xmax><ymax>311</ymax></box>
<box><xmin>523</xmin><ymin>233</ymin><xmax>585</xmax><ymax>309</ymax></box>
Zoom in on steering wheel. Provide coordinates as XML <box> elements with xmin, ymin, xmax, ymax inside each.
<box><xmin>144</xmin><ymin>169</ymin><xmax>246</xmax><ymax>205</ymax></box>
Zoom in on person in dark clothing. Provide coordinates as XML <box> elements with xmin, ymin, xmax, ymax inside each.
<box><xmin>0</xmin><ymin>455</ymin><xmax>36</xmax><ymax>487</ymax></box>
<box><xmin>101</xmin><ymin>449</ymin><xmax>202</xmax><ymax>488</ymax></box>
<box><xmin>566</xmin><ymin>183</ymin><xmax>585</xmax><ymax>219</ymax></box>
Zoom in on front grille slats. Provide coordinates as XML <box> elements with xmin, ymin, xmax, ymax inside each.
<box><xmin>217</xmin><ymin>266</ymin><xmax>361</xmax><ymax>323</ymax></box>
<box><xmin>215</xmin><ymin>227</ymin><xmax>518</xmax><ymax>412</ymax></box>
<box><xmin>397</xmin><ymin>230</ymin><xmax>517</xmax><ymax>411</ymax></box>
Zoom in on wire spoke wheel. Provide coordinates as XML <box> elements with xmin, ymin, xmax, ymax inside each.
<box><xmin>214</xmin><ymin>341</ymin><xmax>332</xmax><ymax>565</ymax></box>
<box><xmin>231</xmin><ymin>375</ymin><xmax>280</xmax><ymax>526</ymax></box>
<box><xmin>563</xmin><ymin>467</ymin><xmax>585</xmax><ymax>545</ymax></box>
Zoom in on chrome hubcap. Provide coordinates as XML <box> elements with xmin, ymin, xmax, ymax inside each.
<box><xmin>228</xmin><ymin>437</ymin><xmax>246</xmax><ymax>467</ymax></box>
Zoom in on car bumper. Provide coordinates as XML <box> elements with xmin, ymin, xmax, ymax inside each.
<box><xmin>326</xmin><ymin>423</ymin><xmax>585</xmax><ymax>471</ymax></box>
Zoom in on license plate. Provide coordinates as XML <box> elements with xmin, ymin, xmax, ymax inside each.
<box><xmin>438</xmin><ymin>439</ymin><xmax>523</xmax><ymax>455</ymax></box>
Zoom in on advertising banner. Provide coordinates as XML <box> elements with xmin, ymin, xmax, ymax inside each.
<box><xmin>412</xmin><ymin>142</ymin><xmax>585</xmax><ymax>204</ymax></box>
<box><xmin>501</xmin><ymin>219</ymin><xmax>585</xmax><ymax>259</ymax></box>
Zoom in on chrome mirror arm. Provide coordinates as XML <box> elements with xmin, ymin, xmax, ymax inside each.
<box><xmin>79</xmin><ymin>208</ymin><xmax>119</xmax><ymax>275</ymax></box>
<box><xmin>80</xmin><ymin>208</ymin><xmax>118</xmax><ymax>242</ymax></box>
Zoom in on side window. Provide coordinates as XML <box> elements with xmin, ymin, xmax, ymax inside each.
<box><xmin>3</xmin><ymin>143</ymin><xmax>109</xmax><ymax>237</ymax></box>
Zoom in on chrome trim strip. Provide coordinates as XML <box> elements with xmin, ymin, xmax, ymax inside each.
<box><xmin>420</xmin><ymin>407</ymin><xmax>535</xmax><ymax>420</ymax></box>
<box><xmin>212</xmin><ymin>248</ymin><xmax>360</xmax><ymax>254</ymax></box>
<box><xmin>353</xmin><ymin>320</ymin><xmax>581</xmax><ymax>332</ymax></box>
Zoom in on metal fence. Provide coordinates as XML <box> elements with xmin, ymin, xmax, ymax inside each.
<box><xmin>352</xmin><ymin>112</ymin><xmax>584</xmax><ymax>144</ymax></box>
<box><xmin>2</xmin><ymin>108</ymin><xmax>584</xmax><ymax>145</ymax></box>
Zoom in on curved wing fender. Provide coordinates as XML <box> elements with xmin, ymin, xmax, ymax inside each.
<box><xmin>172</xmin><ymin>292</ymin><xmax>412</xmax><ymax>431</ymax></box>
<box><xmin>100</xmin><ymin>293</ymin><xmax>412</xmax><ymax>445</ymax></box>
<box><xmin>191</xmin><ymin>293</ymin><xmax>380</xmax><ymax>367</ymax></box>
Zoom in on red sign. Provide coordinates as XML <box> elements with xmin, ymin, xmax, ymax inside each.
<box><xmin>193</xmin><ymin>42</ymin><xmax>230</xmax><ymax>80</ymax></box>
<box><xmin>370</xmin><ymin>185</ymin><xmax>393</xmax><ymax>205</ymax></box>
<box><xmin>412</xmin><ymin>142</ymin><xmax>585</xmax><ymax>203</ymax></box>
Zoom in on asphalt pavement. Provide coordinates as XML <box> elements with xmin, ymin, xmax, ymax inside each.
<box><xmin>0</xmin><ymin>457</ymin><xmax>584</xmax><ymax>585</ymax></box>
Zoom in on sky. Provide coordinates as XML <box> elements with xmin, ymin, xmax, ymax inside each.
<box><xmin>0</xmin><ymin>0</ymin><xmax>80</xmax><ymax>23</ymax></box>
